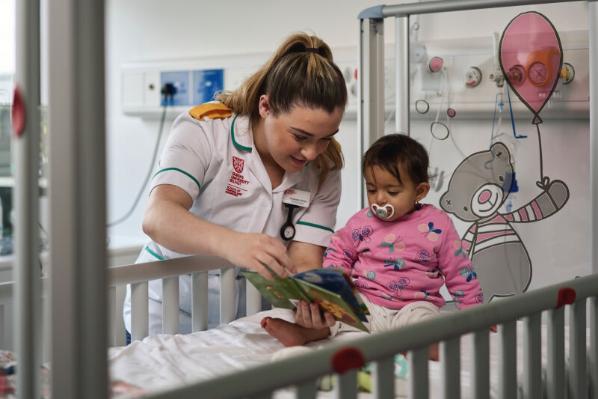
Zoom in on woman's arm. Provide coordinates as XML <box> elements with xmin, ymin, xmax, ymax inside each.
<box><xmin>143</xmin><ymin>184</ymin><xmax>292</xmax><ymax>279</ymax></box>
<box><xmin>287</xmin><ymin>241</ymin><xmax>324</xmax><ymax>273</ymax></box>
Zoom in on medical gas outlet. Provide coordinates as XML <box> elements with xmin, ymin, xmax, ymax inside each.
<box><xmin>465</xmin><ymin>66</ymin><xmax>482</xmax><ymax>88</ymax></box>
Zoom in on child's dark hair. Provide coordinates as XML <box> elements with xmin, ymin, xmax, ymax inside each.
<box><xmin>362</xmin><ymin>134</ymin><xmax>429</xmax><ymax>185</ymax></box>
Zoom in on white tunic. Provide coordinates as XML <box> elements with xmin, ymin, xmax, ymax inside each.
<box><xmin>123</xmin><ymin>111</ymin><xmax>342</xmax><ymax>335</ymax></box>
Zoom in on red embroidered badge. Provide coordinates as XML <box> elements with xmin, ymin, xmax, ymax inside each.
<box><xmin>232</xmin><ymin>156</ymin><xmax>245</xmax><ymax>173</ymax></box>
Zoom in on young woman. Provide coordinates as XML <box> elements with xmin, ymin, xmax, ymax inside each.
<box><xmin>124</xmin><ymin>33</ymin><xmax>348</xmax><ymax>336</ymax></box>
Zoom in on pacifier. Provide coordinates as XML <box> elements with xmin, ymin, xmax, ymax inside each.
<box><xmin>370</xmin><ymin>203</ymin><xmax>395</xmax><ymax>221</ymax></box>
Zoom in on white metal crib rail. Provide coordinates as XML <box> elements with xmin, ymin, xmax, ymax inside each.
<box><xmin>108</xmin><ymin>254</ymin><xmax>262</xmax><ymax>344</ymax></box>
<box><xmin>142</xmin><ymin>273</ymin><xmax>598</xmax><ymax>399</ymax></box>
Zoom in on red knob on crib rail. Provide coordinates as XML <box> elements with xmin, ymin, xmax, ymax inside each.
<box><xmin>555</xmin><ymin>287</ymin><xmax>576</xmax><ymax>308</ymax></box>
<box><xmin>331</xmin><ymin>347</ymin><xmax>365</xmax><ymax>374</ymax></box>
<box><xmin>12</xmin><ymin>86</ymin><xmax>26</xmax><ymax>137</ymax></box>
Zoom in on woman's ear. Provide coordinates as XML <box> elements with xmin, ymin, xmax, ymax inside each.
<box><xmin>415</xmin><ymin>182</ymin><xmax>430</xmax><ymax>202</ymax></box>
<box><xmin>258</xmin><ymin>95</ymin><xmax>270</xmax><ymax>118</ymax></box>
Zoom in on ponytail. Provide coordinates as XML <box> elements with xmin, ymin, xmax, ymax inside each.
<box><xmin>217</xmin><ymin>32</ymin><xmax>347</xmax><ymax>183</ymax></box>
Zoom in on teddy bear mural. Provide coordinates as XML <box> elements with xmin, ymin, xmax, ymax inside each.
<box><xmin>439</xmin><ymin>142</ymin><xmax>569</xmax><ymax>301</ymax></box>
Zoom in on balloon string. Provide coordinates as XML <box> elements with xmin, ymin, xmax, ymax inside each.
<box><xmin>536</xmin><ymin>123</ymin><xmax>544</xmax><ymax>182</ymax></box>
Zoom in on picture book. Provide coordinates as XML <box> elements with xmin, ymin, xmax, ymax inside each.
<box><xmin>242</xmin><ymin>268</ymin><xmax>370</xmax><ymax>332</ymax></box>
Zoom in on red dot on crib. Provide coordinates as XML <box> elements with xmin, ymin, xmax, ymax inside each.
<box><xmin>331</xmin><ymin>347</ymin><xmax>365</xmax><ymax>374</ymax></box>
<box><xmin>556</xmin><ymin>287</ymin><xmax>576</xmax><ymax>308</ymax></box>
<box><xmin>12</xmin><ymin>87</ymin><xmax>26</xmax><ymax>137</ymax></box>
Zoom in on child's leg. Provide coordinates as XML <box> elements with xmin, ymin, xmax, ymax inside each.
<box><xmin>261</xmin><ymin>317</ymin><xmax>331</xmax><ymax>347</ymax></box>
<box><xmin>382</xmin><ymin>301</ymin><xmax>441</xmax><ymax>361</ymax></box>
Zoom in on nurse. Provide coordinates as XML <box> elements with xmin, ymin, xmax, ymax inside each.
<box><xmin>123</xmin><ymin>32</ymin><xmax>348</xmax><ymax>335</ymax></box>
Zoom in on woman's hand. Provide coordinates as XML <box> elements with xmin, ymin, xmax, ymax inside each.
<box><xmin>224</xmin><ymin>231</ymin><xmax>294</xmax><ymax>279</ymax></box>
<box><xmin>294</xmin><ymin>300</ymin><xmax>336</xmax><ymax>329</ymax></box>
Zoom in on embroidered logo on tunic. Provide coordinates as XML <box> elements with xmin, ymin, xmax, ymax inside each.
<box><xmin>226</xmin><ymin>156</ymin><xmax>249</xmax><ymax>197</ymax></box>
<box><xmin>232</xmin><ymin>156</ymin><xmax>245</xmax><ymax>173</ymax></box>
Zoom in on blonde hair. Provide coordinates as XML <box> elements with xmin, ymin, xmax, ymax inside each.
<box><xmin>217</xmin><ymin>33</ymin><xmax>347</xmax><ymax>184</ymax></box>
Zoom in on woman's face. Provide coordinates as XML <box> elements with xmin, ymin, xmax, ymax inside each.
<box><xmin>257</xmin><ymin>95</ymin><xmax>344</xmax><ymax>172</ymax></box>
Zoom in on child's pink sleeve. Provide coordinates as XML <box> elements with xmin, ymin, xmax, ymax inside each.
<box><xmin>322</xmin><ymin>222</ymin><xmax>357</xmax><ymax>275</ymax></box>
<box><xmin>437</xmin><ymin>214</ymin><xmax>484</xmax><ymax>309</ymax></box>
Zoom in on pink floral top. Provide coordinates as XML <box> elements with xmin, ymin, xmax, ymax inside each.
<box><xmin>323</xmin><ymin>204</ymin><xmax>483</xmax><ymax>310</ymax></box>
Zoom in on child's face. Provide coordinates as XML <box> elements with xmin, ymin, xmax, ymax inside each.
<box><xmin>365</xmin><ymin>165</ymin><xmax>429</xmax><ymax>222</ymax></box>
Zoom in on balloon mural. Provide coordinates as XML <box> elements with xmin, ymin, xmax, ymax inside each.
<box><xmin>499</xmin><ymin>11</ymin><xmax>563</xmax><ymax>189</ymax></box>
<box><xmin>440</xmin><ymin>12</ymin><xmax>571</xmax><ymax>301</ymax></box>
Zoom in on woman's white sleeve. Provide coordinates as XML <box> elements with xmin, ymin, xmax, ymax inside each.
<box><xmin>293</xmin><ymin>169</ymin><xmax>342</xmax><ymax>247</ymax></box>
<box><xmin>150</xmin><ymin>117</ymin><xmax>213</xmax><ymax>199</ymax></box>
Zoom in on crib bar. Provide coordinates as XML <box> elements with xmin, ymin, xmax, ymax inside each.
<box><xmin>109</xmin><ymin>255</ymin><xmax>235</xmax><ymax>286</ymax></box>
<box><xmin>394</xmin><ymin>15</ymin><xmax>410</xmax><ymax>133</ymax></box>
<box><xmin>590</xmin><ymin>297</ymin><xmax>598</xmax><ymax>399</ymax></box>
<box><xmin>380</xmin><ymin>0</ymin><xmax>580</xmax><ymax>18</ymax></box>
<box><xmin>547</xmin><ymin>307</ymin><xmax>565</xmax><ymax>399</ymax></box>
<box><xmin>246</xmin><ymin>282</ymin><xmax>263</xmax><ymax>316</ymax></box>
<box><xmin>0</xmin><ymin>283</ymin><xmax>12</xmax><ymax>350</ymax></box>
<box><xmin>0</xmin><ymin>303</ymin><xmax>4</xmax><ymax>350</ymax></box>
<box><xmin>295</xmin><ymin>380</ymin><xmax>318</xmax><ymax>399</ymax></box>
<box><xmin>47</xmin><ymin>0</ymin><xmax>108</xmax><ymax>397</ymax></box>
<box><xmin>591</xmin><ymin>0</ymin><xmax>598</xmax><ymax>279</ymax></box>
<box><xmin>569</xmin><ymin>299</ymin><xmax>588</xmax><ymax>399</ymax></box>
<box><xmin>335</xmin><ymin>370</ymin><xmax>358</xmax><ymax>399</ymax></box>
<box><xmin>192</xmin><ymin>272</ymin><xmax>208</xmax><ymax>331</ymax></box>
<box><xmin>131</xmin><ymin>282</ymin><xmax>149</xmax><ymax>340</ymax></box>
<box><xmin>108</xmin><ymin>286</ymin><xmax>116</xmax><ymax>347</ymax></box>
<box><xmin>372</xmin><ymin>357</ymin><xmax>394</xmax><ymax>398</ymax></box>
<box><xmin>114</xmin><ymin>286</ymin><xmax>126</xmax><ymax>346</ymax></box>
<box><xmin>472</xmin><ymin>329</ymin><xmax>490</xmax><ymax>399</ymax></box>
<box><xmin>14</xmin><ymin>0</ymin><xmax>42</xmax><ymax>396</ymax></box>
<box><xmin>523</xmin><ymin>312</ymin><xmax>542</xmax><ymax>399</ymax></box>
<box><xmin>441</xmin><ymin>337</ymin><xmax>460</xmax><ymax>399</ymax></box>
<box><xmin>220</xmin><ymin>268</ymin><xmax>236</xmax><ymax>323</ymax></box>
<box><xmin>358</xmin><ymin>14</ymin><xmax>385</xmax><ymax>191</ymax></box>
<box><xmin>498</xmin><ymin>320</ymin><xmax>517</xmax><ymax>399</ymax></box>
<box><xmin>162</xmin><ymin>277</ymin><xmax>179</xmax><ymax>334</ymax></box>
<box><xmin>409</xmin><ymin>348</ymin><xmax>429</xmax><ymax>399</ymax></box>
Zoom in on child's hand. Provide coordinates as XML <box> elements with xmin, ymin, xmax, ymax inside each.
<box><xmin>294</xmin><ymin>300</ymin><xmax>336</xmax><ymax>329</ymax></box>
<box><xmin>490</xmin><ymin>324</ymin><xmax>497</xmax><ymax>333</ymax></box>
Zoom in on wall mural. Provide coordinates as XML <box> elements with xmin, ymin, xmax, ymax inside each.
<box><xmin>439</xmin><ymin>12</ymin><xmax>570</xmax><ymax>301</ymax></box>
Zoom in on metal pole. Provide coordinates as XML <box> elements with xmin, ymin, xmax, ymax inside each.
<box><xmin>590</xmin><ymin>0</ymin><xmax>598</xmax><ymax>275</ymax></box>
<box><xmin>358</xmin><ymin>9</ymin><xmax>385</xmax><ymax>208</ymax></box>
<box><xmin>381</xmin><ymin>0</ymin><xmax>581</xmax><ymax>18</ymax></box>
<box><xmin>395</xmin><ymin>16</ymin><xmax>410</xmax><ymax>135</ymax></box>
<box><xmin>14</xmin><ymin>0</ymin><xmax>41</xmax><ymax>397</ymax></box>
<box><xmin>48</xmin><ymin>0</ymin><xmax>108</xmax><ymax>397</ymax></box>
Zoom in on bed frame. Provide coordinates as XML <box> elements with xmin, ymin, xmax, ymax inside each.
<box><xmin>1</xmin><ymin>259</ymin><xmax>597</xmax><ymax>398</ymax></box>
<box><xmin>10</xmin><ymin>0</ymin><xmax>598</xmax><ymax>398</ymax></box>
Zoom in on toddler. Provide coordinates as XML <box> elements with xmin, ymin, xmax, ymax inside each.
<box><xmin>262</xmin><ymin>134</ymin><xmax>483</xmax><ymax>354</ymax></box>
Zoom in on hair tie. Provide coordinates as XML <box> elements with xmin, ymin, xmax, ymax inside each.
<box><xmin>304</xmin><ymin>47</ymin><xmax>320</xmax><ymax>53</ymax></box>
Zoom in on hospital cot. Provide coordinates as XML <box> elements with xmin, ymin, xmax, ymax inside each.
<box><xmin>1</xmin><ymin>257</ymin><xmax>598</xmax><ymax>398</ymax></box>
<box><xmin>114</xmin><ymin>262</ymin><xmax>598</xmax><ymax>399</ymax></box>
<box><xmin>9</xmin><ymin>0</ymin><xmax>598</xmax><ymax>398</ymax></box>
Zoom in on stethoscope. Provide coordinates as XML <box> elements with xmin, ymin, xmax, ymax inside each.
<box><xmin>280</xmin><ymin>203</ymin><xmax>298</xmax><ymax>241</ymax></box>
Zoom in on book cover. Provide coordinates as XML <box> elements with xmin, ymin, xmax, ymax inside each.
<box><xmin>242</xmin><ymin>268</ymin><xmax>370</xmax><ymax>332</ymax></box>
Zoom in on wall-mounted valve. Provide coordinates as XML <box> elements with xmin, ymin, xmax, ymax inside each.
<box><xmin>560</xmin><ymin>62</ymin><xmax>575</xmax><ymax>84</ymax></box>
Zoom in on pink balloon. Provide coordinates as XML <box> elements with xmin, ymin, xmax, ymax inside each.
<box><xmin>499</xmin><ymin>12</ymin><xmax>563</xmax><ymax>123</ymax></box>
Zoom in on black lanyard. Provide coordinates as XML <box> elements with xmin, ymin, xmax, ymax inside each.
<box><xmin>280</xmin><ymin>204</ymin><xmax>298</xmax><ymax>241</ymax></box>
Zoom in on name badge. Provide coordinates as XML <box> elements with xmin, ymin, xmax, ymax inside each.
<box><xmin>282</xmin><ymin>188</ymin><xmax>311</xmax><ymax>208</ymax></box>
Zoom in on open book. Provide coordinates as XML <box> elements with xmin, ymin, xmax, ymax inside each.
<box><xmin>242</xmin><ymin>268</ymin><xmax>370</xmax><ymax>332</ymax></box>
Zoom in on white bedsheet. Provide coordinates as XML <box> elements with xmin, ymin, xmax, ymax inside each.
<box><xmin>110</xmin><ymin>309</ymin><xmax>581</xmax><ymax>399</ymax></box>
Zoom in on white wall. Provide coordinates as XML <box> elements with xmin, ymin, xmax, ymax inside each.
<box><xmin>0</xmin><ymin>0</ymin><xmax>15</xmax><ymax>74</ymax></box>
<box><xmin>106</xmin><ymin>0</ymin><xmax>590</xmax><ymax>288</ymax></box>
